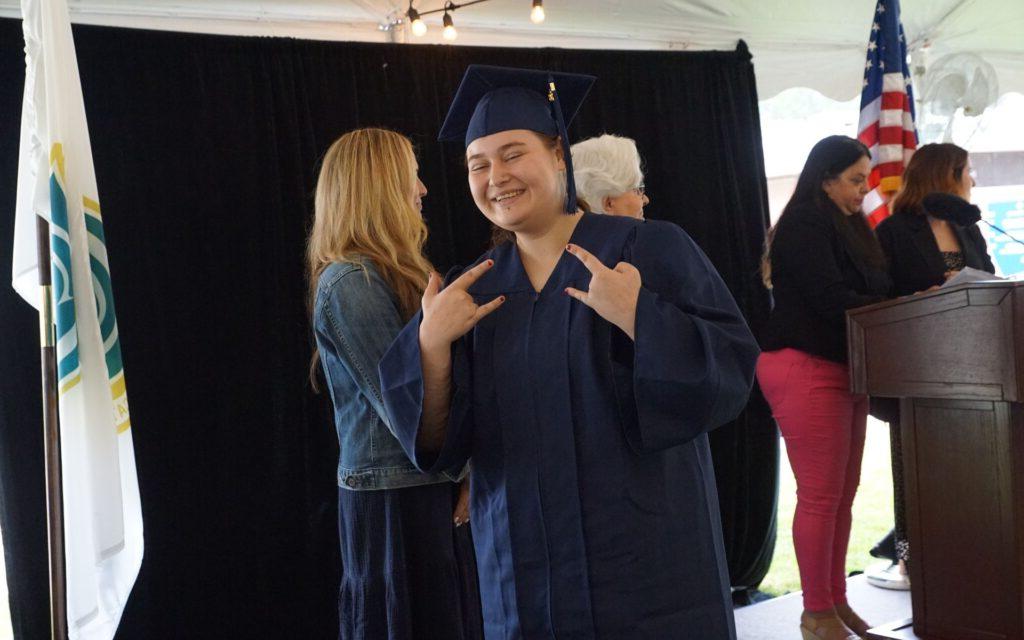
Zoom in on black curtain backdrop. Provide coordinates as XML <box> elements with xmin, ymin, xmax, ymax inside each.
<box><xmin>0</xmin><ymin>18</ymin><xmax>776</xmax><ymax>639</ymax></box>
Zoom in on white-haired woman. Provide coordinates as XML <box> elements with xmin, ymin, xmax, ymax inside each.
<box><xmin>571</xmin><ymin>133</ymin><xmax>650</xmax><ymax>218</ymax></box>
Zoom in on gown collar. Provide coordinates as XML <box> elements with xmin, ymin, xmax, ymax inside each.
<box><xmin>472</xmin><ymin>212</ymin><xmax>598</xmax><ymax>296</ymax></box>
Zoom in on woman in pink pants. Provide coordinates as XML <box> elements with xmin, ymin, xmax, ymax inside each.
<box><xmin>758</xmin><ymin>136</ymin><xmax>892</xmax><ymax>640</ymax></box>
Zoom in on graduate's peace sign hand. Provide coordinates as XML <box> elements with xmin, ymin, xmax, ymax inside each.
<box><xmin>419</xmin><ymin>260</ymin><xmax>505</xmax><ymax>353</ymax></box>
<box><xmin>564</xmin><ymin>244</ymin><xmax>641</xmax><ymax>340</ymax></box>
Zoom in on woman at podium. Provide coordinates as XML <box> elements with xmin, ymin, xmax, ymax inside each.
<box><xmin>868</xmin><ymin>142</ymin><xmax>996</xmax><ymax>589</ymax></box>
<box><xmin>877</xmin><ymin>143</ymin><xmax>994</xmax><ymax>295</ymax></box>
<box><xmin>757</xmin><ymin>135</ymin><xmax>893</xmax><ymax>640</ymax></box>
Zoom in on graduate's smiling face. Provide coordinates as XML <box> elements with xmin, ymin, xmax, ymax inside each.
<box><xmin>466</xmin><ymin>129</ymin><xmax>566</xmax><ymax>232</ymax></box>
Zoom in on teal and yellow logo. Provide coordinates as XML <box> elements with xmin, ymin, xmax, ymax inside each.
<box><xmin>49</xmin><ymin>143</ymin><xmax>131</xmax><ymax>433</ymax></box>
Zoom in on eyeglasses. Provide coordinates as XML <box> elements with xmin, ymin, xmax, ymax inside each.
<box><xmin>631</xmin><ymin>184</ymin><xmax>646</xmax><ymax>197</ymax></box>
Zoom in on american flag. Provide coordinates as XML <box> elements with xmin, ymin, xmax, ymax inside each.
<box><xmin>857</xmin><ymin>0</ymin><xmax>918</xmax><ymax>228</ymax></box>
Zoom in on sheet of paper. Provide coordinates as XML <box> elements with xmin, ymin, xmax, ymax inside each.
<box><xmin>941</xmin><ymin>266</ymin><xmax>1004</xmax><ymax>288</ymax></box>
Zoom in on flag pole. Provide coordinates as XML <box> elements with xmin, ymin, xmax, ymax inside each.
<box><xmin>35</xmin><ymin>214</ymin><xmax>68</xmax><ymax>640</ymax></box>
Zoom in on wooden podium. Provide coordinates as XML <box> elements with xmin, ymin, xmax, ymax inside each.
<box><xmin>847</xmin><ymin>281</ymin><xmax>1024</xmax><ymax>640</ymax></box>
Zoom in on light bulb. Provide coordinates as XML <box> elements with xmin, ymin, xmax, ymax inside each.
<box><xmin>442</xmin><ymin>12</ymin><xmax>457</xmax><ymax>40</ymax></box>
<box><xmin>530</xmin><ymin>0</ymin><xmax>545</xmax><ymax>23</ymax></box>
<box><xmin>407</xmin><ymin>8</ymin><xmax>427</xmax><ymax>36</ymax></box>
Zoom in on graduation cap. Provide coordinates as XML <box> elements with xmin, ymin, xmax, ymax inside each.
<box><xmin>438</xmin><ymin>64</ymin><xmax>596</xmax><ymax>213</ymax></box>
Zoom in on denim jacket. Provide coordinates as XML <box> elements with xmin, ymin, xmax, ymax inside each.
<box><xmin>315</xmin><ymin>261</ymin><xmax>458</xmax><ymax>490</ymax></box>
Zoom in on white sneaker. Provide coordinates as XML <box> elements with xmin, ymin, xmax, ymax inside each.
<box><xmin>865</xmin><ymin>560</ymin><xmax>911</xmax><ymax>590</ymax></box>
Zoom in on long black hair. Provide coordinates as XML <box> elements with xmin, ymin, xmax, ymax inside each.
<box><xmin>761</xmin><ymin>135</ymin><xmax>886</xmax><ymax>287</ymax></box>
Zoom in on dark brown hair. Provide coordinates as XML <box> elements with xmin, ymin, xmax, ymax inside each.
<box><xmin>762</xmin><ymin>135</ymin><xmax>885</xmax><ymax>287</ymax></box>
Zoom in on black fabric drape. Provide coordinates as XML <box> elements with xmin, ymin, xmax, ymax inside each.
<box><xmin>0</xmin><ymin>19</ymin><xmax>774</xmax><ymax>638</ymax></box>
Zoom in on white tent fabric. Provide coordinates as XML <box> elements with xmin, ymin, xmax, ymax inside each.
<box><xmin>0</xmin><ymin>0</ymin><xmax>1021</xmax><ymax>100</ymax></box>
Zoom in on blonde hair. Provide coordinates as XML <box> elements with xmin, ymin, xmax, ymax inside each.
<box><xmin>306</xmin><ymin>128</ymin><xmax>433</xmax><ymax>385</ymax></box>
<box><xmin>571</xmin><ymin>134</ymin><xmax>643</xmax><ymax>214</ymax></box>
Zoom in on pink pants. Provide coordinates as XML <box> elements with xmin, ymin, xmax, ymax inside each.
<box><xmin>756</xmin><ymin>348</ymin><xmax>868</xmax><ymax>612</ymax></box>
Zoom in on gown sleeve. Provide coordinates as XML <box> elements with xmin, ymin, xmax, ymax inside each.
<box><xmin>378</xmin><ymin>274</ymin><xmax>474</xmax><ymax>475</ymax></box>
<box><xmin>616</xmin><ymin>220</ymin><xmax>760</xmax><ymax>454</ymax></box>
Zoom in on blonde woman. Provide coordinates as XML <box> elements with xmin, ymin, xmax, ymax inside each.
<box><xmin>307</xmin><ymin>128</ymin><xmax>477</xmax><ymax>640</ymax></box>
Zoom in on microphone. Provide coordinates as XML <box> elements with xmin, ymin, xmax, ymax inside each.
<box><xmin>922</xmin><ymin>192</ymin><xmax>1024</xmax><ymax>248</ymax></box>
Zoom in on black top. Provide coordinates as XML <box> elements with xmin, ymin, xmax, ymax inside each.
<box><xmin>762</xmin><ymin>203</ymin><xmax>892</xmax><ymax>363</ymax></box>
<box><xmin>875</xmin><ymin>209</ymin><xmax>995</xmax><ymax>296</ymax></box>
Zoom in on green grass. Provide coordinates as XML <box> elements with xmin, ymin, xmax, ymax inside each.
<box><xmin>759</xmin><ymin>418</ymin><xmax>896</xmax><ymax>597</ymax></box>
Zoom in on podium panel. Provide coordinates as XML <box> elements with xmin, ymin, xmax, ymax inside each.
<box><xmin>848</xmin><ymin>284</ymin><xmax>1022</xmax><ymax>402</ymax></box>
<box><xmin>903</xmin><ymin>399</ymin><xmax>1023</xmax><ymax>640</ymax></box>
<box><xmin>848</xmin><ymin>283</ymin><xmax>1024</xmax><ymax>640</ymax></box>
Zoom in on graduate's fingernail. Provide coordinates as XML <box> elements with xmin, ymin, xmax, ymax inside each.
<box><xmin>563</xmin><ymin>288</ymin><xmax>569</xmax><ymax>296</ymax></box>
<box><xmin>499</xmin><ymin>296</ymin><xmax>506</xmax><ymax>302</ymax></box>
<box><xmin>566</xmin><ymin>244</ymin><xmax>573</xmax><ymax>252</ymax></box>
<box><xmin>486</xmin><ymin>259</ymin><xmax>494</xmax><ymax>266</ymax></box>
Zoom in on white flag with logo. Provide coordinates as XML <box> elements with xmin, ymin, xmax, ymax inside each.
<box><xmin>13</xmin><ymin>0</ymin><xmax>143</xmax><ymax>638</ymax></box>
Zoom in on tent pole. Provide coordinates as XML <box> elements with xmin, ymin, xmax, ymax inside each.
<box><xmin>36</xmin><ymin>215</ymin><xmax>68</xmax><ymax>640</ymax></box>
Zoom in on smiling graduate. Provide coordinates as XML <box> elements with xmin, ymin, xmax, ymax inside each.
<box><xmin>379</xmin><ymin>64</ymin><xmax>760</xmax><ymax>640</ymax></box>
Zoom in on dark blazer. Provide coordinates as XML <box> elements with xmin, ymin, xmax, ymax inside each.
<box><xmin>875</xmin><ymin>209</ymin><xmax>995</xmax><ymax>296</ymax></box>
<box><xmin>762</xmin><ymin>203</ymin><xmax>892</xmax><ymax>363</ymax></box>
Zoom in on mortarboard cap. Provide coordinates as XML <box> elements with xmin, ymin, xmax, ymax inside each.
<box><xmin>438</xmin><ymin>65</ymin><xmax>596</xmax><ymax>213</ymax></box>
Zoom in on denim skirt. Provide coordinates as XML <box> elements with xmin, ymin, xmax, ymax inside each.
<box><xmin>337</xmin><ymin>482</ymin><xmax>482</xmax><ymax>640</ymax></box>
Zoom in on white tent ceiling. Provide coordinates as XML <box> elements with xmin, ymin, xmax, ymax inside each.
<box><xmin>1</xmin><ymin>0</ymin><xmax>1022</xmax><ymax>101</ymax></box>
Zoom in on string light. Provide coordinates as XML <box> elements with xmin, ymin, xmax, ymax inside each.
<box><xmin>442</xmin><ymin>10</ymin><xmax>458</xmax><ymax>40</ymax></box>
<box><xmin>530</xmin><ymin>0</ymin><xmax>545</xmax><ymax>24</ymax></box>
<box><xmin>404</xmin><ymin>1</ymin><xmax>542</xmax><ymax>39</ymax></box>
<box><xmin>407</xmin><ymin>6</ymin><xmax>428</xmax><ymax>36</ymax></box>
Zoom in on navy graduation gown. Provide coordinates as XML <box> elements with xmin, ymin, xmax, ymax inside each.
<box><xmin>380</xmin><ymin>213</ymin><xmax>759</xmax><ymax>640</ymax></box>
